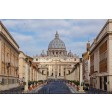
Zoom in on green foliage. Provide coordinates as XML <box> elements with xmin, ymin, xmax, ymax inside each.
<box><xmin>67</xmin><ymin>80</ymin><xmax>80</xmax><ymax>86</ymax></box>
<box><xmin>28</xmin><ymin>80</ymin><xmax>46</xmax><ymax>86</ymax></box>
<box><xmin>23</xmin><ymin>82</ymin><xmax>26</xmax><ymax>85</ymax></box>
<box><xmin>28</xmin><ymin>81</ymin><xmax>34</xmax><ymax>86</ymax></box>
<box><xmin>38</xmin><ymin>80</ymin><xmax>43</xmax><ymax>83</ymax></box>
<box><xmin>75</xmin><ymin>81</ymin><xmax>80</xmax><ymax>86</ymax></box>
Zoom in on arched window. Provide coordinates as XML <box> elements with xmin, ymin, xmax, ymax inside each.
<box><xmin>42</xmin><ymin>70</ymin><xmax>44</xmax><ymax>74</ymax></box>
<box><xmin>51</xmin><ymin>73</ymin><xmax>53</xmax><ymax>76</ymax></box>
<box><xmin>68</xmin><ymin>70</ymin><xmax>70</xmax><ymax>74</ymax></box>
<box><xmin>59</xmin><ymin>73</ymin><xmax>61</xmax><ymax>76</ymax></box>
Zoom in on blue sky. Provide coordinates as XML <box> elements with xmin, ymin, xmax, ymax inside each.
<box><xmin>1</xmin><ymin>19</ymin><xmax>107</xmax><ymax>57</ymax></box>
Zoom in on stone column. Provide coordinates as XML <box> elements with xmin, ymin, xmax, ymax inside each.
<box><xmin>32</xmin><ymin>68</ymin><xmax>34</xmax><ymax>81</ymax></box>
<box><xmin>32</xmin><ymin>68</ymin><xmax>33</xmax><ymax>81</ymax></box>
<box><xmin>38</xmin><ymin>72</ymin><xmax>40</xmax><ymax>81</ymax></box>
<box><xmin>76</xmin><ymin>65</ymin><xmax>79</xmax><ymax>81</ymax></box>
<box><xmin>74</xmin><ymin>67</ymin><xmax>76</xmax><ymax>80</ymax></box>
<box><xmin>50</xmin><ymin>65</ymin><xmax>52</xmax><ymax>76</ymax></box>
<box><xmin>108</xmin><ymin>36</ymin><xmax>112</xmax><ymax>91</ymax></box>
<box><xmin>53</xmin><ymin>65</ymin><xmax>55</xmax><ymax>78</ymax></box>
<box><xmin>35</xmin><ymin>70</ymin><xmax>37</xmax><ymax>81</ymax></box>
<box><xmin>48</xmin><ymin>65</ymin><xmax>50</xmax><ymax>76</ymax></box>
<box><xmin>0</xmin><ymin>40</ymin><xmax>2</xmax><ymax>90</ymax></box>
<box><xmin>0</xmin><ymin>40</ymin><xmax>1</xmax><ymax>75</ymax></box>
<box><xmin>59</xmin><ymin>65</ymin><xmax>61</xmax><ymax>76</ymax></box>
<box><xmin>35</xmin><ymin>69</ymin><xmax>36</xmax><ymax>81</ymax></box>
<box><xmin>51</xmin><ymin>65</ymin><xmax>52</xmax><ymax>77</ymax></box>
<box><xmin>79</xmin><ymin>63</ymin><xmax>82</xmax><ymax>86</ymax></box>
<box><xmin>62</xmin><ymin>52</ymin><xmax>63</xmax><ymax>56</ymax></box>
<box><xmin>36</xmin><ymin>71</ymin><xmax>38</xmax><ymax>81</ymax></box>
<box><xmin>39</xmin><ymin>72</ymin><xmax>41</xmax><ymax>81</ymax></box>
<box><xmin>24</xmin><ymin>63</ymin><xmax>28</xmax><ymax>91</ymax></box>
<box><xmin>28</xmin><ymin>66</ymin><xmax>31</xmax><ymax>81</ymax></box>
<box><xmin>61</xmin><ymin>65</ymin><xmax>63</xmax><ymax>76</ymax></box>
<box><xmin>33</xmin><ymin>69</ymin><xmax>34</xmax><ymax>81</ymax></box>
<box><xmin>34</xmin><ymin>69</ymin><xmax>35</xmax><ymax>81</ymax></box>
<box><xmin>34</xmin><ymin>69</ymin><xmax>36</xmax><ymax>81</ymax></box>
<box><xmin>29</xmin><ymin>66</ymin><xmax>32</xmax><ymax>81</ymax></box>
<box><xmin>57</xmin><ymin>65</ymin><xmax>59</xmax><ymax>77</ymax></box>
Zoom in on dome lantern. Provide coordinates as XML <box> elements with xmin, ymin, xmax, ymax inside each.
<box><xmin>55</xmin><ymin>31</ymin><xmax>59</xmax><ymax>39</ymax></box>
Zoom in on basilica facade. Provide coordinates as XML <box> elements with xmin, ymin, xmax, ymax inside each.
<box><xmin>33</xmin><ymin>32</ymin><xmax>81</xmax><ymax>80</ymax></box>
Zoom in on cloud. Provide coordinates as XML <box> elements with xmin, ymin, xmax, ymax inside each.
<box><xmin>11</xmin><ymin>32</ymin><xmax>33</xmax><ymax>42</ymax></box>
<box><xmin>1</xmin><ymin>19</ymin><xmax>107</xmax><ymax>57</ymax></box>
<box><xmin>66</xmin><ymin>41</ymin><xmax>87</xmax><ymax>56</ymax></box>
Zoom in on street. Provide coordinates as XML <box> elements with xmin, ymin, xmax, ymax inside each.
<box><xmin>34</xmin><ymin>80</ymin><xmax>72</xmax><ymax>94</ymax></box>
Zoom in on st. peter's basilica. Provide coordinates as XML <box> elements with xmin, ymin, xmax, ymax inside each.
<box><xmin>33</xmin><ymin>31</ymin><xmax>81</xmax><ymax>80</ymax></box>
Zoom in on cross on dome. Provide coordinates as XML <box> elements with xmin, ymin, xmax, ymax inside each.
<box><xmin>55</xmin><ymin>31</ymin><xmax>59</xmax><ymax>38</ymax></box>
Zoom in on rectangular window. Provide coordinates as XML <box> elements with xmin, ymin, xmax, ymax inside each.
<box><xmin>90</xmin><ymin>54</ymin><xmax>94</xmax><ymax>74</ymax></box>
<box><xmin>99</xmin><ymin>40</ymin><xmax>107</xmax><ymax>73</ymax></box>
<box><xmin>1</xmin><ymin>62</ymin><xmax>5</xmax><ymax>74</ymax></box>
<box><xmin>2</xmin><ymin>78</ymin><xmax>7</xmax><ymax>85</ymax></box>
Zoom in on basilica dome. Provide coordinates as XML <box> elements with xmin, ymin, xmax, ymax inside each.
<box><xmin>48</xmin><ymin>31</ymin><xmax>66</xmax><ymax>49</ymax></box>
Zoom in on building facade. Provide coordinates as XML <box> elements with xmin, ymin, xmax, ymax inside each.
<box><xmin>33</xmin><ymin>32</ymin><xmax>81</xmax><ymax>81</ymax></box>
<box><xmin>19</xmin><ymin>51</ymin><xmax>38</xmax><ymax>84</ymax></box>
<box><xmin>0</xmin><ymin>21</ymin><xmax>19</xmax><ymax>91</ymax></box>
<box><xmin>90</xmin><ymin>19</ymin><xmax>112</xmax><ymax>92</ymax></box>
<box><xmin>19</xmin><ymin>51</ymin><xmax>26</xmax><ymax>84</ymax></box>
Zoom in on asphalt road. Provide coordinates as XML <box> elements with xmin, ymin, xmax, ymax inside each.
<box><xmin>36</xmin><ymin>80</ymin><xmax>72</xmax><ymax>94</ymax></box>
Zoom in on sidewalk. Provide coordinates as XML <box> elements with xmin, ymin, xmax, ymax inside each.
<box><xmin>0</xmin><ymin>86</ymin><xmax>24</xmax><ymax>94</ymax></box>
<box><xmin>26</xmin><ymin>83</ymin><xmax>47</xmax><ymax>94</ymax></box>
<box><xmin>85</xmin><ymin>87</ymin><xmax>109</xmax><ymax>94</ymax></box>
<box><xmin>66</xmin><ymin>84</ymin><xmax>85</xmax><ymax>94</ymax></box>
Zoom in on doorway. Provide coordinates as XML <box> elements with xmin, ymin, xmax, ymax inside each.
<box><xmin>59</xmin><ymin>73</ymin><xmax>61</xmax><ymax>76</ymax></box>
<box><xmin>51</xmin><ymin>73</ymin><xmax>53</xmax><ymax>76</ymax></box>
<box><xmin>100</xmin><ymin>77</ymin><xmax>102</xmax><ymax>89</ymax></box>
<box><xmin>104</xmin><ymin>76</ymin><xmax>107</xmax><ymax>91</ymax></box>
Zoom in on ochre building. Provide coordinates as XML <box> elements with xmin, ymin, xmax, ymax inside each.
<box><xmin>19</xmin><ymin>51</ymin><xmax>38</xmax><ymax>84</ymax></box>
<box><xmin>90</xmin><ymin>19</ymin><xmax>112</xmax><ymax>92</ymax></box>
<box><xmin>0</xmin><ymin>21</ymin><xmax>19</xmax><ymax>91</ymax></box>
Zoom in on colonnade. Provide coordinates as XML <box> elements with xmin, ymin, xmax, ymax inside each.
<box><xmin>48</xmin><ymin>50</ymin><xmax>67</xmax><ymax>56</ymax></box>
<box><xmin>48</xmin><ymin>64</ymin><xmax>65</xmax><ymax>78</ymax></box>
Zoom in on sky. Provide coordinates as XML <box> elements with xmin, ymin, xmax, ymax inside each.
<box><xmin>1</xmin><ymin>19</ymin><xmax>107</xmax><ymax>57</ymax></box>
